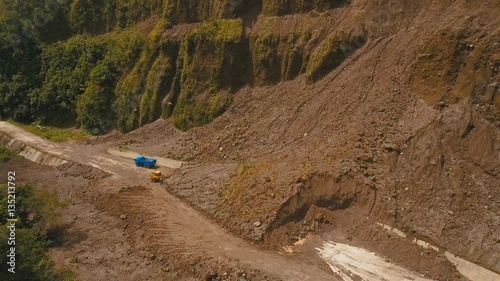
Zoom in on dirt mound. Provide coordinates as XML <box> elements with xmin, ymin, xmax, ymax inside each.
<box><xmin>269</xmin><ymin>174</ymin><xmax>373</xmax><ymax>229</ymax></box>
<box><xmin>57</xmin><ymin>162</ymin><xmax>112</xmax><ymax>180</ymax></box>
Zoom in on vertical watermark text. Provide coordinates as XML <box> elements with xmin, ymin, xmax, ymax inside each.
<box><xmin>6</xmin><ymin>171</ymin><xmax>16</xmax><ymax>274</ymax></box>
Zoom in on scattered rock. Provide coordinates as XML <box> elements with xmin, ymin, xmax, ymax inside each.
<box><xmin>314</xmin><ymin>212</ymin><xmax>325</xmax><ymax>222</ymax></box>
<box><xmin>383</xmin><ymin>143</ymin><xmax>397</xmax><ymax>152</ymax></box>
<box><xmin>253</xmin><ymin>221</ymin><xmax>262</xmax><ymax>227</ymax></box>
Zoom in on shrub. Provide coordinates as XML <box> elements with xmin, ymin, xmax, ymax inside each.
<box><xmin>0</xmin><ymin>184</ymin><xmax>74</xmax><ymax>281</ymax></box>
<box><xmin>0</xmin><ymin>145</ymin><xmax>17</xmax><ymax>162</ymax></box>
<box><xmin>76</xmin><ymin>59</ymin><xmax>119</xmax><ymax>134</ymax></box>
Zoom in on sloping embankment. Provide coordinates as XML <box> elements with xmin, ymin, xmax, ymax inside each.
<box><xmin>0</xmin><ymin>131</ymin><xmax>67</xmax><ymax>166</ymax></box>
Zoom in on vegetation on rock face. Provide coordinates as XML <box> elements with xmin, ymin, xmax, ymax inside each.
<box><xmin>306</xmin><ymin>32</ymin><xmax>358</xmax><ymax>82</ymax></box>
<box><xmin>1</xmin><ymin>0</ymin><xmax>360</xmax><ymax>134</ymax></box>
<box><xmin>409</xmin><ymin>30</ymin><xmax>499</xmax><ymax>126</ymax></box>
<box><xmin>139</xmin><ymin>53</ymin><xmax>174</xmax><ymax>126</ymax></box>
<box><xmin>0</xmin><ymin>145</ymin><xmax>17</xmax><ymax>162</ymax></box>
<box><xmin>68</xmin><ymin>0</ymin><xmax>164</xmax><ymax>33</ymax></box>
<box><xmin>164</xmin><ymin>0</ymin><xmax>261</xmax><ymax>25</ymax></box>
<box><xmin>114</xmin><ymin>20</ymin><xmax>173</xmax><ymax>133</ymax></box>
<box><xmin>410</xmin><ymin>31</ymin><xmax>498</xmax><ymax>105</ymax></box>
<box><xmin>170</xmin><ymin>19</ymin><xmax>245</xmax><ymax>131</ymax></box>
<box><xmin>262</xmin><ymin>0</ymin><xmax>347</xmax><ymax>16</ymax></box>
<box><xmin>250</xmin><ymin>18</ymin><xmax>312</xmax><ymax>85</ymax></box>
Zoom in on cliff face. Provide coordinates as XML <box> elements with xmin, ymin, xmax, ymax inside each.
<box><xmin>1</xmin><ymin>0</ymin><xmax>361</xmax><ymax>133</ymax></box>
<box><xmin>3</xmin><ymin>0</ymin><xmax>497</xmax><ymax>134</ymax></box>
<box><xmin>65</xmin><ymin>0</ymin><xmax>359</xmax><ymax>133</ymax></box>
<box><xmin>135</xmin><ymin>0</ymin><xmax>364</xmax><ymax>133</ymax></box>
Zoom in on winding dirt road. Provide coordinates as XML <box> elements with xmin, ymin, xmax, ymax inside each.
<box><xmin>0</xmin><ymin>121</ymin><xmax>337</xmax><ymax>280</ymax></box>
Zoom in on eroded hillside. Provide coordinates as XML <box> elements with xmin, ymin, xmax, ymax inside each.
<box><xmin>105</xmin><ymin>0</ymin><xmax>500</xmax><ymax>277</ymax></box>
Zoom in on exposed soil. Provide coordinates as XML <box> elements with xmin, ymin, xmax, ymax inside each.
<box><xmin>0</xmin><ymin>159</ymin><xmax>172</xmax><ymax>281</ymax></box>
<box><xmin>102</xmin><ymin>0</ymin><xmax>499</xmax><ymax>279</ymax></box>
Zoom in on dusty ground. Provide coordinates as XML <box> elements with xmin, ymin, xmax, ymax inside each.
<box><xmin>0</xmin><ymin>159</ymin><xmax>184</xmax><ymax>281</ymax></box>
<box><xmin>0</xmin><ymin>123</ymin><xmax>339</xmax><ymax>281</ymax></box>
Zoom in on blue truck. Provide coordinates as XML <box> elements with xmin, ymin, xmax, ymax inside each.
<box><xmin>134</xmin><ymin>156</ymin><xmax>157</xmax><ymax>168</ymax></box>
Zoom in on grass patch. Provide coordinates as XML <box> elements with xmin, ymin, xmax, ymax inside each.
<box><xmin>0</xmin><ymin>145</ymin><xmax>17</xmax><ymax>162</ymax></box>
<box><xmin>306</xmin><ymin>31</ymin><xmax>353</xmax><ymax>82</ymax></box>
<box><xmin>0</xmin><ymin>184</ymin><xmax>75</xmax><ymax>281</ymax></box>
<box><xmin>220</xmin><ymin>161</ymin><xmax>278</xmax><ymax>221</ymax></box>
<box><xmin>9</xmin><ymin>121</ymin><xmax>90</xmax><ymax>143</ymax></box>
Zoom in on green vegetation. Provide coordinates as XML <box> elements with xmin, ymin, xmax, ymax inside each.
<box><xmin>250</xmin><ymin>19</ymin><xmax>312</xmax><ymax>84</ymax></box>
<box><xmin>0</xmin><ymin>184</ymin><xmax>75</xmax><ymax>281</ymax></box>
<box><xmin>34</xmin><ymin>35</ymin><xmax>106</xmax><ymax>126</ymax></box>
<box><xmin>0</xmin><ymin>145</ymin><xmax>17</xmax><ymax>162</ymax></box>
<box><xmin>306</xmin><ymin>32</ymin><xmax>353</xmax><ymax>82</ymax></box>
<box><xmin>139</xmin><ymin>53</ymin><xmax>174</xmax><ymax>126</ymax></box>
<box><xmin>114</xmin><ymin>19</ymin><xmax>176</xmax><ymax>132</ymax></box>
<box><xmin>46</xmin><ymin>31</ymin><xmax>146</xmax><ymax>133</ymax></box>
<box><xmin>9</xmin><ymin>121</ymin><xmax>90</xmax><ymax>143</ymax></box>
<box><xmin>68</xmin><ymin>0</ymin><xmax>164</xmax><ymax>33</ymax></box>
<box><xmin>0</xmin><ymin>0</ymin><xmax>358</xmax><ymax>134</ymax></box>
<box><xmin>171</xmin><ymin>19</ymin><xmax>244</xmax><ymax>130</ymax></box>
<box><xmin>262</xmin><ymin>0</ymin><xmax>346</xmax><ymax>16</ymax></box>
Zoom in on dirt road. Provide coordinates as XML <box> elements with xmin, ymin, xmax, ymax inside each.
<box><xmin>0</xmin><ymin>121</ymin><xmax>337</xmax><ymax>280</ymax></box>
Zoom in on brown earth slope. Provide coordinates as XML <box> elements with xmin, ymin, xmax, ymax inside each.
<box><xmin>110</xmin><ymin>0</ymin><xmax>500</xmax><ymax>277</ymax></box>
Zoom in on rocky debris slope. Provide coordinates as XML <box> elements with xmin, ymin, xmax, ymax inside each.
<box><xmin>104</xmin><ymin>0</ymin><xmax>499</xmax><ymax>278</ymax></box>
